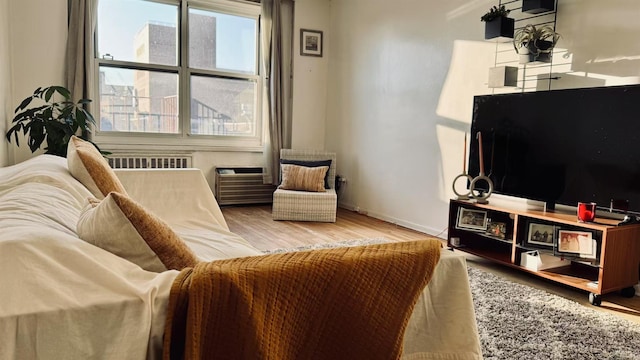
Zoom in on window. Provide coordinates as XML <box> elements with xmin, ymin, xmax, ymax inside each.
<box><xmin>95</xmin><ymin>0</ymin><xmax>262</xmax><ymax>148</ymax></box>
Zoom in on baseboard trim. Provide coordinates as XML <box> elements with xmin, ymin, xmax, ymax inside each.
<box><xmin>338</xmin><ymin>202</ymin><xmax>447</xmax><ymax>240</ymax></box>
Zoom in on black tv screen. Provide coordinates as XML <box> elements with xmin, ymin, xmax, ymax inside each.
<box><xmin>468</xmin><ymin>84</ymin><xmax>640</xmax><ymax>215</ymax></box>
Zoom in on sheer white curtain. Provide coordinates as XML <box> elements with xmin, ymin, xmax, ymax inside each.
<box><xmin>65</xmin><ymin>0</ymin><xmax>99</xmax><ymax>137</ymax></box>
<box><xmin>261</xmin><ymin>0</ymin><xmax>294</xmax><ymax>184</ymax></box>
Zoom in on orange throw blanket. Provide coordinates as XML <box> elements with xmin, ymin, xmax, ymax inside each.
<box><xmin>163</xmin><ymin>240</ymin><xmax>441</xmax><ymax>360</ymax></box>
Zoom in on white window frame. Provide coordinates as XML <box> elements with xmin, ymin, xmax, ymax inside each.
<box><xmin>92</xmin><ymin>0</ymin><xmax>263</xmax><ymax>152</ymax></box>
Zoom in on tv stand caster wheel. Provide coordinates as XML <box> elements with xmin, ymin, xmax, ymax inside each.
<box><xmin>588</xmin><ymin>292</ymin><xmax>602</xmax><ymax>306</ymax></box>
<box><xmin>620</xmin><ymin>287</ymin><xmax>636</xmax><ymax>298</ymax></box>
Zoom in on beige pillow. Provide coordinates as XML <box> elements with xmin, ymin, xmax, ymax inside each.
<box><xmin>67</xmin><ymin>135</ymin><xmax>127</xmax><ymax>199</ymax></box>
<box><xmin>279</xmin><ymin>164</ymin><xmax>328</xmax><ymax>192</ymax></box>
<box><xmin>77</xmin><ymin>192</ymin><xmax>198</xmax><ymax>272</ymax></box>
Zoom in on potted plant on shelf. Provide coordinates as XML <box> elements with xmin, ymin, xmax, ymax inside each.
<box><xmin>513</xmin><ymin>24</ymin><xmax>561</xmax><ymax>64</ymax></box>
<box><xmin>481</xmin><ymin>5</ymin><xmax>514</xmax><ymax>41</ymax></box>
<box><xmin>5</xmin><ymin>85</ymin><xmax>106</xmax><ymax>157</ymax></box>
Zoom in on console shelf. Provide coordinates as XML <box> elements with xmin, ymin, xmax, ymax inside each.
<box><xmin>448</xmin><ymin>199</ymin><xmax>640</xmax><ymax>305</ymax></box>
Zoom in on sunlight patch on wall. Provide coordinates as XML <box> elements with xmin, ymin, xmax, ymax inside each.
<box><xmin>436</xmin><ymin>40</ymin><xmax>495</xmax><ymax>124</ymax></box>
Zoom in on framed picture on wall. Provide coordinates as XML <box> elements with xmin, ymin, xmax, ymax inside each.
<box><xmin>300</xmin><ymin>29</ymin><xmax>323</xmax><ymax>57</ymax></box>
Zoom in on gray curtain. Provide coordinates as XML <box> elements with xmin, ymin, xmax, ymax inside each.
<box><xmin>261</xmin><ymin>0</ymin><xmax>293</xmax><ymax>184</ymax></box>
<box><xmin>66</xmin><ymin>0</ymin><xmax>99</xmax><ymax>135</ymax></box>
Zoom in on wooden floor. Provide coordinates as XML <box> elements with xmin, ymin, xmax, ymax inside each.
<box><xmin>222</xmin><ymin>205</ymin><xmax>436</xmax><ymax>251</ymax></box>
<box><xmin>222</xmin><ymin>205</ymin><xmax>640</xmax><ymax>324</ymax></box>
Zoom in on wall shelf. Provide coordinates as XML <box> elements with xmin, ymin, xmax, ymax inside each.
<box><xmin>522</xmin><ymin>0</ymin><xmax>556</xmax><ymax>14</ymax></box>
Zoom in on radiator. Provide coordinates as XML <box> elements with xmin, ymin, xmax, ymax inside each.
<box><xmin>107</xmin><ymin>154</ymin><xmax>192</xmax><ymax>169</ymax></box>
<box><xmin>215</xmin><ymin>166</ymin><xmax>275</xmax><ymax>205</ymax></box>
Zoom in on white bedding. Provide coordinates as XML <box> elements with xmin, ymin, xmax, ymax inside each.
<box><xmin>0</xmin><ymin>156</ymin><xmax>177</xmax><ymax>359</ymax></box>
<box><xmin>0</xmin><ymin>155</ymin><xmax>482</xmax><ymax>359</ymax></box>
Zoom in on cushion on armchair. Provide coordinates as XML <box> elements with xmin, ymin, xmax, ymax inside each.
<box><xmin>67</xmin><ymin>135</ymin><xmax>127</xmax><ymax>199</ymax></box>
<box><xmin>77</xmin><ymin>192</ymin><xmax>198</xmax><ymax>272</ymax></box>
<box><xmin>280</xmin><ymin>159</ymin><xmax>332</xmax><ymax>189</ymax></box>
<box><xmin>279</xmin><ymin>164</ymin><xmax>328</xmax><ymax>192</ymax></box>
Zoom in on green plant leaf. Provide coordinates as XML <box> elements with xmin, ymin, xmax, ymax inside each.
<box><xmin>59</xmin><ymin>105</ymin><xmax>73</xmax><ymax>120</ymax></box>
<box><xmin>81</xmin><ymin>108</ymin><xmax>96</xmax><ymax>126</ymax></box>
<box><xmin>28</xmin><ymin>121</ymin><xmax>45</xmax><ymax>153</ymax></box>
<box><xmin>44</xmin><ymin>87</ymin><xmax>56</xmax><ymax>102</ymax></box>
<box><xmin>53</xmin><ymin>86</ymin><xmax>71</xmax><ymax>100</ymax></box>
<box><xmin>15</xmin><ymin>96</ymin><xmax>34</xmax><ymax>112</ymax></box>
<box><xmin>75</xmin><ymin>108</ymin><xmax>87</xmax><ymax>129</ymax></box>
<box><xmin>6</xmin><ymin>123</ymin><xmax>22</xmax><ymax>144</ymax></box>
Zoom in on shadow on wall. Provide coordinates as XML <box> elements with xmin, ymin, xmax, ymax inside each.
<box><xmin>558</xmin><ymin>0</ymin><xmax>640</xmax><ymax>79</ymax></box>
<box><xmin>541</xmin><ymin>72</ymin><xmax>605</xmax><ymax>90</ymax></box>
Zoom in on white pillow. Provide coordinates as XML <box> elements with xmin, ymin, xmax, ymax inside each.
<box><xmin>77</xmin><ymin>192</ymin><xmax>198</xmax><ymax>272</ymax></box>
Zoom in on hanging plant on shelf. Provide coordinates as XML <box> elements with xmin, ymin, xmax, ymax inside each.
<box><xmin>481</xmin><ymin>5</ymin><xmax>514</xmax><ymax>41</ymax></box>
<box><xmin>480</xmin><ymin>5</ymin><xmax>510</xmax><ymax>22</ymax></box>
<box><xmin>513</xmin><ymin>24</ymin><xmax>561</xmax><ymax>63</ymax></box>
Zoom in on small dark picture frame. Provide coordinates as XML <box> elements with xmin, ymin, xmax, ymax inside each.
<box><xmin>300</xmin><ymin>29</ymin><xmax>323</xmax><ymax>57</ymax></box>
<box><xmin>456</xmin><ymin>207</ymin><xmax>488</xmax><ymax>231</ymax></box>
<box><xmin>486</xmin><ymin>221</ymin><xmax>507</xmax><ymax>239</ymax></box>
<box><xmin>526</xmin><ymin>222</ymin><xmax>555</xmax><ymax>248</ymax></box>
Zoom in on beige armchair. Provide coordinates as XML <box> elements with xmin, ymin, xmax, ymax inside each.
<box><xmin>272</xmin><ymin>149</ymin><xmax>337</xmax><ymax>222</ymax></box>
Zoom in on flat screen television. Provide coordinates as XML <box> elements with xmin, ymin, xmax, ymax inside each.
<box><xmin>468</xmin><ymin>84</ymin><xmax>640</xmax><ymax>215</ymax></box>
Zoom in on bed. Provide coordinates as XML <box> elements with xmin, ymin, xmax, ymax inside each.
<box><xmin>0</xmin><ymin>153</ymin><xmax>482</xmax><ymax>359</ymax></box>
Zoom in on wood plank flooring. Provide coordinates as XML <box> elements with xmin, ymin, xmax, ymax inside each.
<box><xmin>222</xmin><ymin>205</ymin><xmax>439</xmax><ymax>251</ymax></box>
<box><xmin>222</xmin><ymin>204</ymin><xmax>640</xmax><ymax>324</ymax></box>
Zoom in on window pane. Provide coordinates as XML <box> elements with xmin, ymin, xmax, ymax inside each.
<box><xmin>98</xmin><ymin>0</ymin><xmax>178</xmax><ymax>66</ymax></box>
<box><xmin>189</xmin><ymin>9</ymin><xmax>257</xmax><ymax>74</ymax></box>
<box><xmin>99</xmin><ymin>67</ymin><xmax>179</xmax><ymax>134</ymax></box>
<box><xmin>190</xmin><ymin>76</ymin><xmax>256</xmax><ymax>136</ymax></box>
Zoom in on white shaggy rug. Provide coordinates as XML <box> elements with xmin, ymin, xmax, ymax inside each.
<box><xmin>468</xmin><ymin>266</ymin><xmax>640</xmax><ymax>360</ymax></box>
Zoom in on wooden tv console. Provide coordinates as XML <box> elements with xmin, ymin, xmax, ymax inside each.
<box><xmin>448</xmin><ymin>199</ymin><xmax>640</xmax><ymax>305</ymax></box>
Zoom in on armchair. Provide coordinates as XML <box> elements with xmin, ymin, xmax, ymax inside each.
<box><xmin>272</xmin><ymin>149</ymin><xmax>337</xmax><ymax>222</ymax></box>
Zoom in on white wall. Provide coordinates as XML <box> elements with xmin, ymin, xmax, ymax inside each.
<box><xmin>7</xmin><ymin>0</ymin><xmax>67</xmax><ymax>164</ymax></box>
<box><xmin>553</xmin><ymin>0</ymin><xmax>640</xmax><ymax>87</ymax></box>
<box><xmin>323</xmin><ymin>0</ymin><xmax>485</xmax><ymax>235</ymax></box>
<box><xmin>323</xmin><ymin>0</ymin><xmax>640</xmax><ymax>236</ymax></box>
<box><xmin>0</xmin><ymin>0</ymin><xmax>10</xmax><ymax>167</ymax></box>
<box><xmin>291</xmin><ymin>0</ymin><xmax>331</xmax><ymax>150</ymax></box>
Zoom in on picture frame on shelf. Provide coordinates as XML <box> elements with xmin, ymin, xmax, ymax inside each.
<box><xmin>556</xmin><ymin>229</ymin><xmax>597</xmax><ymax>259</ymax></box>
<box><xmin>300</xmin><ymin>29</ymin><xmax>323</xmax><ymax>57</ymax></box>
<box><xmin>526</xmin><ymin>222</ymin><xmax>555</xmax><ymax>248</ymax></box>
<box><xmin>456</xmin><ymin>208</ymin><xmax>488</xmax><ymax>231</ymax></box>
<box><xmin>486</xmin><ymin>220</ymin><xmax>507</xmax><ymax>239</ymax></box>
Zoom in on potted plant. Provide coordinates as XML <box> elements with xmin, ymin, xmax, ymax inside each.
<box><xmin>5</xmin><ymin>85</ymin><xmax>105</xmax><ymax>157</ymax></box>
<box><xmin>513</xmin><ymin>24</ymin><xmax>561</xmax><ymax>64</ymax></box>
<box><xmin>481</xmin><ymin>5</ymin><xmax>514</xmax><ymax>41</ymax></box>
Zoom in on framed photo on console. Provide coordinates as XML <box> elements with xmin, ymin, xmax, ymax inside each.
<box><xmin>486</xmin><ymin>221</ymin><xmax>507</xmax><ymax>239</ymax></box>
<box><xmin>525</xmin><ymin>222</ymin><xmax>555</xmax><ymax>248</ymax></box>
<box><xmin>456</xmin><ymin>208</ymin><xmax>488</xmax><ymax>231</ymax></box>
<box><xmin>556</xmin><ymin>229</ymin><xmax>596</xmax><ymax>259</ymax></box>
